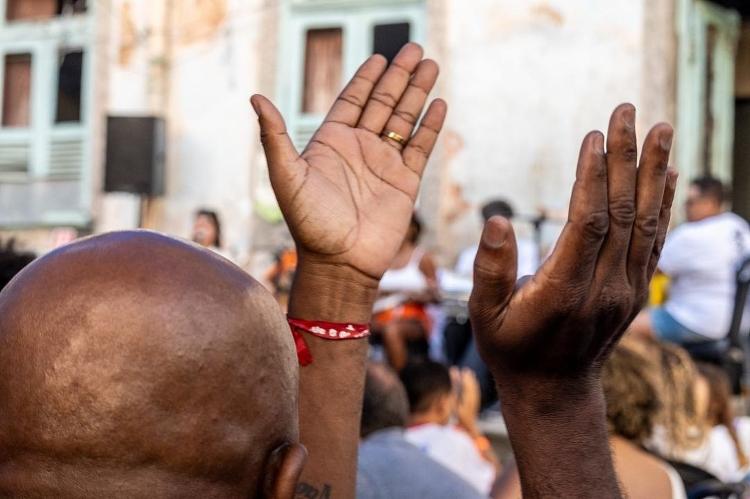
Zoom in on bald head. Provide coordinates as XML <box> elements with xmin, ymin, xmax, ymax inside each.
<box><xmin>0</xmin><ymin>231</ymin><xmax>299</xmax><ymax>497</ymax></box>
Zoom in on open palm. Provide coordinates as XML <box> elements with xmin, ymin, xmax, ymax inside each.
<box><xmin>251</xmin><ymin>44</ymin><xmax>446</xmax><ymax>282</ymax></box>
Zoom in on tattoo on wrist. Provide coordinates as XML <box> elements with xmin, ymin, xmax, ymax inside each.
<box><xmin>295</xmin><ymin>482</ymin><xmax>332</xmax><ymax>499</ymax></box>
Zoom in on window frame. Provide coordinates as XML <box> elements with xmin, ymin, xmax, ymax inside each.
<box><xmin>279</xmin><ymin>0</ymin><xmax>425</xmax><ymax>150</ymax></box>
<box><xmin>0</xmin><ymin>3</ymin><xmax>92</xmax><ymax>180</ymax></box>
<box><xmin>0</xmin><ymin>0</ymin><xmax>95</xmax><ymax>228</ymax></box>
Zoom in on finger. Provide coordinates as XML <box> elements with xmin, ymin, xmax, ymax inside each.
<box><xmin>540</xmin><ymin>132</ymin><xmax>608</xmax><ymax>284</ymax></box>
<box><xmin>381</xmin><ymin>59</ymin><xmax>439</xmax><ymax>151</ymax></box>
<box><xmin>647</xmin><ymin>168</ymin><xmax>678</xmax><ymax>278</ymax></box>
<box><xmin>628</xmin><ymin>124</ymin><xmax>673</xmax><ymax>285</ymax></box>
<box><xmin>357</xmin><ymin>43</ymin><xmax>424</xmax><ymax>135</ymax></box>
<box><xmin>402</xmin><ymin>99</ymin><xmax>447</xmax><ymax>177</ymax></box>
<box><xmin>470</xmin><ymin>216</ymin><xmax>518</xmax><ymax>319</ymax></box>
<box><xmin>597</xmin><ymin>104</ymin><xmax>638</xmax><ymax>277</ymax></box>
<box><xmin>250</xmin><ymin>94</ymin><xmax>304</xmax><ymax>206</ymax></box>
<box><xmin>251</xmin><ymin>94</ymin><xmax>300</xmax><ymax>166</ymax></box>
<box><xmin>324</xmin><ymin>55</ymin><xmax>388</xmax><ymax>127</ymax></box>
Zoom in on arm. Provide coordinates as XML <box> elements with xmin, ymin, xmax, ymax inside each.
<box><xmin>251</xmin><ymin>43</ymin><xmax>446</xmax><ymax>498</ymax></box>
<box><xmin>469</xmin><ymin>104</ymin><xmax>677</xmax><ymax>498</ymax></box>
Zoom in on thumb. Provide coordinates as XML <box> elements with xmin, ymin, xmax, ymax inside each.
<box><xmin>470</xmin><ymin>216</ymin><xmax>518</xmax><ymax>319</ymax></box>
<box><xmin>250</xmin><ymin>94</ymin><xmax>300</xmax><ymax>170</ymax></box>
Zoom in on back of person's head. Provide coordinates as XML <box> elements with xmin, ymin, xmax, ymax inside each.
<box><xmin>0</xmin><ymin>239</ymin><xmax>35</xmax><ymax>291</ymax></box>
<box><xmin>361</xmin><ymin>362</ymin><xmax>409</xmax><ymax>438</ymax></box>
<box><xmin>0</xmin><ymin>231</ymin><xmax>304</xmax><ymax>498</ymax></box>
<box><xmin>687</xmin><ymin>176</ymin><xmax>728</xmax><ymax>221</ymax></box>
<box><xmin>696</xmin><ymin>363</ymin><xmax>748</xmax><ymax>467</ymax></box>
<box><xmin>602</xmin><ymin>345</ymin><xmax>661</xmax><ymax>443</ymax></box>
<box><xmin>399</xmin><ymin>360</ymin><xmax>454</xmax><ymax>424</ymax></box>
<box><xmin>481</xmin><ymin>199</ymin><xmax>515</xmax><ymax>222</ymax></box>
<box><xmin>691</xmin><ymin>176</ymin><xmax>727</xmax><ymax>205</ymax></box>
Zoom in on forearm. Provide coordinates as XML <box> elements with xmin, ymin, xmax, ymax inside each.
<box><xmin>497</xmin><ymin>377</ymin><xmax>621</xmax><ymax>499</ymax></box>
<box><xmin>289</xmin><ymin>260</ymin><xmax>377</xmax><ymax>499</ymax></box>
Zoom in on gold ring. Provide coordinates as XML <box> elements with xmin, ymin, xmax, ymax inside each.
<box><xmin>383</xmin><ymin>130</ymin><xmax>407</xmax><ymax>145</ymax></box>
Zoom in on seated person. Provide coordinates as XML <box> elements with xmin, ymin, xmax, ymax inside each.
<box><xmin>690</xmin><ymin>362</ymin><xmax>749</xmax><ymax>482</ymax></box>
<box><xmin>400</xmin><ymin>361</ymin><xmax>497</xmax><ymax>494</ymax></box>
<box><xmin>630</xmin><ymin>177</ymin><xmax>750</xmax><ymax>344</ymax></box>
<box><xmin>357</xmin><ymin>362</ymin><xmax>485</xmax><ymax>499</ymax></box>
<box><xmin>602</xmin><ymin>344</ymin><xmax>687</xmax><ymax>499</ymax></box>
<box><xmin>373</xmin><ymin>214</ymin><xmax>439</xmax><ymax>370</ymax></box>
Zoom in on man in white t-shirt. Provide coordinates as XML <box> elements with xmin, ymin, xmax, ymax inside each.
<box><xmin>630</xmin><ymin>177</ymin><xmax>750</xmax><ymax>343</ymax></box>
<box><xmin>399</xmin><ymin>361</ymin><xmax>497</xmax><ymax>495</ymax></box>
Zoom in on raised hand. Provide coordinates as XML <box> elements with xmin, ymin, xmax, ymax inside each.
<box><xmin>470</xmin><ymin>104</ymin><xmax>675</xmax><ymax>383</ymax></box>
<box><xmin>251</xmin><ymin>43</ymin><xmax>446</xmax><ymax>292</ymax></box>
<box><xmin>469</xmin><ymin>104</ymin><xmax>676</xmax><ymax>499</ymax></box>
<box><xmin>251</xmin><ymin>44</ymin><xmax>446</xmax><ymax>499</ymax></box>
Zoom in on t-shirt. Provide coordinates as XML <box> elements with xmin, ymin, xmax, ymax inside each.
<box><xmin>356</xmin><ymin>428</ymin><xmax>485</xmax><ymax>499</ymax></box>
<box><xmin>405</xmin><ymin>423</ymin><xmax>495</xmax><ymax>495</ymax></box>
<box><xmin>659</xmin><ymin>212</ymin><xmax>750</xmax><ymax>339</ymax></box>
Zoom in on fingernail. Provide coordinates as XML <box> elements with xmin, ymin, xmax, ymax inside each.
<box><xmin>483</xmin><ymin>220</ymin><xmax>506</xmax><ymax>249</ymax></box>
<box><xmin>622</xmin><ymin>105</ymin><xmax>635</xmax><ymax>129</ymax></box>
<box><xmin>594</xmin><ymin>133</ymin><xmax>604</xmax><ymax>155</ymax></box>
<box><xmin>667</xmin><ymin>168</ymin><xmax>678</xmax><ymax>188</ymax></box>
<box><xmin>660</xmin><ymin>131</ymin><xmax>673</xmax><ymax>152</ymax></box>
<box><xmin>250</xmin><ymin>97</ymin><xmax>261</xmax><ymax>116</ymax></box>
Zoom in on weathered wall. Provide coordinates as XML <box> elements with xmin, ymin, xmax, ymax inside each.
<box><xmin>96</xmin><ymin>0</ymin><xmax>276</xmax><ymax>266</ymax></box>
<box><xmin>7</xmin><ymin>0</ymin><xmax>679</xmax><ymax>266</ymax></box>
<box><xmin>434</xmin><ymin>0</ymin><xmax>678</xmax><ymax>262</ymax></box>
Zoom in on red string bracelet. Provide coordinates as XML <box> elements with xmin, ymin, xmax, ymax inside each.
<box><xmin>287</xmin><ymin>317</ymin><xmax>371</xmax><ymax>366</ymax></box>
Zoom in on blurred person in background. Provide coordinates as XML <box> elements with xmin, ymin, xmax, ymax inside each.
<box><xmin>630</xmin><ymin>176</ymin><xmax>750</xmax><ymax>345</ymax></box>
<box><xmin>264</xmin><ymin>246</ymin><xmax>298</xmax><ymax>311</ymax></box>
<box><xmin>690</xmin><ymin>363</ymin><xmax>749</xmax><ymax>482</ymax></box>
<box><xmin>400</xmin><ymin>360</ymin><xmax>498</xmax><ymax>495</ymax></box>
<box><xmin>633</xmin><ymin>339</ymin><xmax>746</xmax><ymax>491</ymax></box>
<box><xmin>357</xmin><ymin>362</ymin><xmax>485</xmax><ymax>499</ymax></box>
<box><xmin>602</xmin><ymin>343</ymin><xmax>686</xmax><ymax>498</ymax></box>
<box><xmin>373</xmin><ymin>214</ymin><xmax>439</xmax><ymax>370</ymax></box>
<box><xmin>191</xmin><ymin>208</ymin><xmax>231</xmax><ymax>260</ymax></box>
<box><xmin>0</xmin><ymin>239</ymin><xmax>35</xmax><ymax>291</ymax></box>
<box><xmin>455</xmin><ymin>199</ymin><xmax>540</xmax><ymax>279</ymax></box>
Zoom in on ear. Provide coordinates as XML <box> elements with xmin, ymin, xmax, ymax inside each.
<box><xmin>260</xmin><ymin>442</ymin><xmax>307</xmax><ymax>499</ymax></box>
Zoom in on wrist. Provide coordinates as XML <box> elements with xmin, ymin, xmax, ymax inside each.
<box><xmin>497</xmin><ymin>373</ymin><xmax>605</xmax><ymax>425</ymax></box>
<box><xmin>288</xmin><ymin>255</ymin><xmax>379</xmax><ymax>324</ymax></box>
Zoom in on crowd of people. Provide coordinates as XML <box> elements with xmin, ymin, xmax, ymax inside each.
<box><xmin>1</xmin><ymin>42</ymin><xmax>750</xmax><ymax>498</ymax></box>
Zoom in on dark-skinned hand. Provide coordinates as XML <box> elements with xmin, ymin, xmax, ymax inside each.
<box><xmin>470</xmin><ymin>103</ymin><xmax>675</xmax><ymax>388</ymax></box>
<box><xmin>251</xmin><ymin>43</ymin><xmax>447</xmax><ymax>299</ymax></box>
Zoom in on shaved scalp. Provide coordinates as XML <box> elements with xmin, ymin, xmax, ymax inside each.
<box><xmin>0</xmin><ymin>231</ymin><xmax>298</xmax><ymax>498</ymax></box>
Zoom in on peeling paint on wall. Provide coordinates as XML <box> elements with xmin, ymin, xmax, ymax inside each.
<box><xmin>118</xmin><ymin>1</ymin><xmax>137</xmax><ymax>66</ymax></box>
<box><xmin>174</xmin><ymin>0</ymin><xmax>228</xmax><ymax>46</ymax></box>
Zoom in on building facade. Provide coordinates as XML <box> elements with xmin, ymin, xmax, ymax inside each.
<box><xmin>1</xmin><ymin>0</ymin><xmax>749</xmax><ymax>268</ymax></box>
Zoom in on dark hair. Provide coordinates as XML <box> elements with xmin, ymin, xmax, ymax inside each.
<box><xmin>691</xmin><ymin>176</ymin><xmax>727</xmax><ymax>205</ymax></box>
<box><xmin>399</xmin><ymin>360</ymin><xmax>452</xmax><ymax>415</ymax></box>
<box><xmin>481</xmin><ymin>199</ymin><xmax>515</xmax><ymax>221</ymax></box>
<box><xmin>406</xmin><ymin>213</ymin><xmax>423</xmax><ymax>244</ymax></box>
<box><xmin>0</xmin><ymin>239</ymin><xmax>35</xmax><ymax>291</ymax></box>
<box><xmin>602</xmin><ymin>345</ymin><xmax>661</xmax><ymax>442</ymax></box>
<box><xmin>361</xmin><ymin>363</ymin><xmax>410</xmax><ymax>438</ymax></box>
<box><xmin>195</xmin><ymin>209</ymin><xmax>222</xmax><ymax>248</ymax></box>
